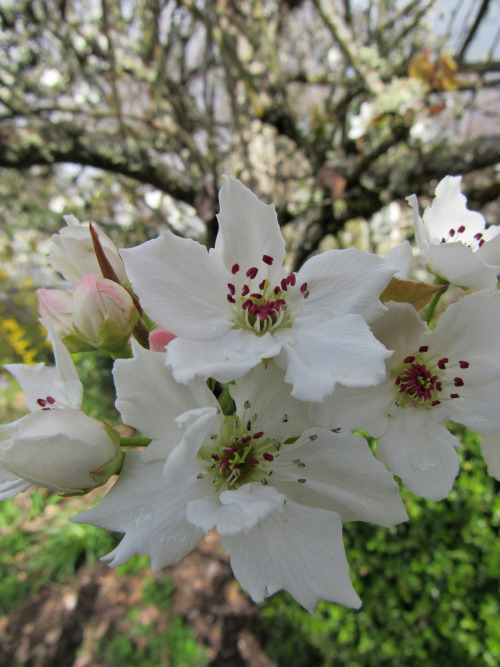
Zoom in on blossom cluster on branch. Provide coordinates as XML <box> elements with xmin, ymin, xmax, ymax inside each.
<box><xmin>1</xmin><ymin>175</ymin><xmax>500</xmax><ymax>612</ymax></box>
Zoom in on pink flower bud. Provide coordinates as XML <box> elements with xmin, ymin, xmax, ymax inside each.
<box><xmin>149</xmin><ymin>327</ymin><xmax>177</xmax><ymax>352</ymax></box>
<box><xmin>37</xmin><ymin>288</ymin><xmax>95</xmax><ymax>353</ymax></box>
<box><xmin>72</xmin><ymin>274</ymin><xmax>138</xmax><ymax>353</ymax></box>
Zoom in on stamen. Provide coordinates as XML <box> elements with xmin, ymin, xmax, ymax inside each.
<box><xmin>437</xmin><ymin>358</ymin><xmax>448</xmax><ymax>370</ymax></box>
<box><xmin>457</xmin><ymin>225</ymin><xmax>465</xmax><ymax>233</ymax></box>
<box><xmin>227</xmin><ymin>283</ymin><xmax>235</xmax><ymax>295</ymax></box>
<box><xmin>232</xmin><ymin>264</ymin><xmax>240</xmax><ymax>274</ymax></box>
<box><xmin>263</xmin><ymin>453</ymin><xmax>274</xmax><ymax>461</ymax></box>
<box><xmin>450</xmin><ymin>393</ymin><xmax>460</xmax><ymax>399</ymax></box>
<box><xmin>419</xmin><ymin>346</ymin><xmax>429</xmax><ymax>353</ymax></box>
<box><xmin>241</xmin><ymin>285</ymin><xmax>250</xmax><ymax>297</ymax></box>
<box><xmin>459</xmin><ymin>361</ymin><xmax>469</xmax><ymax>369</ymax></box>
<box><xmin>449</xmin><ymin>228</ymin><xmax>455</xmax><ymax>237</ymax></box>
<box><xmin>246</xmin><ymin>267</ymin><xmax>258</xmax><ymax>279</ymax></box>
<box><xmin>454</xmin><ymin>377</ymin><xmax>464</xmax><ymax>387</ymax></box>
<box><xmin>253</xmin><ymin>431</ymin><xmax>264</xmax><ymax>439</ymax></box>
<box><xmin>404</xmin><ymin>356</ymin><xmax>415</xmax><ymax>364</ymax></box>
<box><xmin>262</xmin><ymin>255</ymin><xmax>274</xmax><ymax>265</ymax></box>
<box><xmin>227</xmin><ymin>294</ymin><xmax>236</xmax><ymax>303</ymax></box>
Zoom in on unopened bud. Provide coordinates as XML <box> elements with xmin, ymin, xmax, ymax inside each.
<box><xmin>0</xmin><ymin>409</ymin><xmax>123</xmax><ymax>495</ymax></box>
<box><xmin>149</xmin><ymin>327</ymin><xmax>177</xmax><ymax>352</ymax></box>
<box><xmin>37</xmin><ymin>288</ymin><xmax>95</xmax><ymax>353</ymax></box>
<box><xmin>72</xmin><ymin>274</ymin><xmax>138</xmax><ymax>352</ymax></box>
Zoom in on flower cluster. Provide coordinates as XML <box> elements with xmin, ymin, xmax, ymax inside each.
<box><xmin>2</xmin><ymin>175</ymin><xmax>500</xmax><ymax>611</ymax></box>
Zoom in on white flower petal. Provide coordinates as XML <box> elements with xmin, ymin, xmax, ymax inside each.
<box><xmin>72</xmin><ymin>449</ymin><xmax>205</xmax><ymax>572</ymax></box>
<box><xmin>376</xmin><ymin>410</ymin><xmax>460</xmax><ymax>501</ymax></box>
<box><xmin>229</xmin><ymin>362</ymin><xmax>314</xmax><ymax>441</ymax></box>
<box><xmin>385</xmin><ymin>241</ymin><xmax>413</xmax><ymax>279</ymax></box>
<box><xmin>426</xmin><ymin>291</ymin><xmax>500</xmax><ymax>384</ymax></box>
<box><xmin>212</xmin><ymin>177</ymin><xmax>286</xmax><ymax>283</ymax></box>
<box><xmin>0</xmin><ymin>462</ymin><xmax>31</xmax><ymax>500</ymax></box>
<box><xmin>166</xmin><ymin>329</ymin><xmax>281</xmax><ymax>384</ymax></box>
<box><xmin>425</xmin><ymin>241</ymin><xmax>497</xmax><ymax>291</ymax></box>
<box><xmin>294</xmin><ymin>247</ymin><xmax>393</xmax><ymax>324</ymax></box>
<box><xmin>446</xmin><ymin>381</ymin><xmax>500</xmax><ymax>435</ymax></box>
<box><xmin>187</xmin><ymin>482</ymin><xmax>284</xmax><ymax>535</ymax></box>
<box><xmin>121</xmin><ymin>231</ymin><xmax>231</xmax><ymax>339</ymax></box>
<box><xmin>113</xmin><ymin>343</ymin><xmax>217</xmax><ymax>447</ymax></box>
<box><xmin>313</xmin><ymin>382</ymin><xmax>393</xmax><ymax>438</ymax></box>
<box><xmin>275</xmin><ymin>316</ymin><xmax>390</xmax><ymax>401</ymax></box>
<box><xmin>222</xmin><ymin>498</ymin><xmax>361</xmax><ymax>612</ymax></box>
<box><xmin>481</xmin><ymin>433</ymin><xmax>500</xmax><ymax>480</ymax></box>
<box><xmin>423</xmin><ymin>176</ymin><xmax>485</xmax><ymax>242</ymax></box>
<box><xmin>371</xmin><ymin>301</ymin><xmax>427</xmax><ymax>364</ymax></box>
<box><xmin>271</xmin><ymin>429</ymin><xmax>407</xmax><ymax>527</ymax></box>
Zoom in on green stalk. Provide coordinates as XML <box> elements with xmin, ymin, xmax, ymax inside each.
<box><xmin>424</xmin><ymin>281</ymin><xmax>449</xmax><ymax>326</ymax></box>
<box><xmin>120</xmin><ymin>436</ymin><xmax>152</xmax><ymax>448</ymax></box>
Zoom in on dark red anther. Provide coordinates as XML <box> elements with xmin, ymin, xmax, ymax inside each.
<box><xmin>263</xmin><ymin>452</ymin><xmax>274</xmax><ymax>462</ymax></box>
<box><xmin>231</xmin><ymin>464</ymin><xmax>241</xmax><ymax>471</ymax></box>
<box><xmin>251</xmin><ymin>293</ymin><xmax>263</xmax><ymax>299</ymax></box>
<box><xmin>419</xmin><ymin>346</ymin><xmax>429</xmax><ymax>353</ymax></box>
<box><xmin>241</xmin><ymin>435</ymin><xmax>252</xmax><ymax>444</ymax></box>
<box><xmin>246</xmin><ymin>267</ymin><xmax>258</xmax><ymax>279</ymax></box>
<box><xmin>474</xmin><ymin>233</ymin><xmax>483</xmax><ymax>240</ymax></box>
<box><xmin>395</xmin><ymin>376</ymin><xmax>401</xmax><ymax>385</ymax></box>
<box><xmin>232</xmin><ymin>264</ymin><xmax>240</xmax><ymax>274</ymax></box>
<box><xmin>288</xmin><ymin>273</ymin><xmax>296</xmax><ymax>286</ymax></box>
<box><xmin>220</xmin><ymin>459</ymin><xmax>230</xmax><ymax>472</ymax></box>
<box><xmin>479</xmin><ymin>239</ymin><xmax>485</xmax><ymax>247</ymax></box>
<box><xmin>437</xmin><ymin>358</ymin><xmax>448</xmax><ymax>370</ymax></box>
<box><xmin>227</xmin><ymin>283</ymin><xmax>235</xmax><ymax>295</ymax></box>
<box><xmin>37</xmin><ymin>398</ymin><xmax>47</xmax><ymax>407</ymax></box>
<box><xmin>280</xmin><ymin>279</ymin><xmax>288</xmax><ymax>291</ymax></box>
<box><xmin>459</xmin><ymin>361</ymin><xmax>469</xmax><ymax>369</ymax></box>
<box><xmin>211</xmin><ymin>453</ymin><xmax>220</xmax><ymax>461</ymax></box>
<box><xmin>262</xmin><ymin>255</ymin><xmax>274</xmax><ymax>265</ymax></box>
<box><xmin>248</xmin><ymin>459</ymin><xmax>259</xmax><ymax>467</ymax></box>
<box><xmin>227</xmin><ymin>294</ymin><xmax>236</xmax><ymax>304</ymax></box>
<box><xmin>450</xmin><ymin>393</ymin><xmax>460</xmax><ymax>399</ymax></box>
<box><xmin>300</xmin><ymin>282</ymin><xmax>308</xmax><ymax>294</ymax></box>
<box><xmin>436</xmin><ymin>381</ymin><xmax>442</xmax><ymax>391</ymax></box>
<box><xmin>454</xmin><ymin>377</ymin><xmax>464</xmax><ymax>387</ymax></box>
<box><xmin>47</xmin><ymin>396</ymin><xmax>56</xmax><ymax>404</ymax></box>
<box><xmin>274</xmin><ymin>285</ymin><xmax>280</xmax><ymax>295</ymax></box>
<box><xmin>253</xmin><ymin>431</ymin><xmax>264</xmax><ymax>439</ymax></box>
<box><xmin>259</xmin><ymin>280</ymin><xmax>266</xmax><ymax>290</ymax></box>
<box><xmin>404</xmin><ymin>356</ymin><xmax>415</xmax><ymax>364</ymax></box>
<box><xmin>449</xmin><ymin>228</ymin><xmax>455</xmax><ymax>237</ymax></box>
<box><xmin>224</xmin><ymin>446</ymin><xmax>237</xmax><ymax>455</ymax></box>
<box><xmin>241</xmin><ymin>285</ymin><xmax>250</xmax><ymax>297</ymax></box>
<box><xmin>242</xmin><ymin>299</ymin><xmax>252</xmax><ymax>310</ymax></box>
<box><xmin>431</xmin><ymin>400</ymin><xmax>441</xmax><ymax>406</ymax></box>
<box><xmin>441</xmin><ymin>238</ymin><xmax>446</xmax><ymax>244</ymax></box>
<box><xmin>457</xmin><ymin>225</ymin><xmax>465</xmax><ymax>233</ymax></box>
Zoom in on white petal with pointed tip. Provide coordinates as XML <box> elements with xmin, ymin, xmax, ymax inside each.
<box><xmin>212</xmin><ymin>177</ymin><xmax>286</xmax><ymax>284</ymax></box>
<box><xmin>121</xmin><ymin>231</ymin><xmax>231</xmax><ymax>339</ymax></box>
<box><xmin>72</xmin><ymin>449</ymin><xmax>206</xmax><ymax>571</ymax></box>
<box><xmin>222</xmin><ymin>495</ymin><xmax>361</xmax><ymax>612</ymax></box>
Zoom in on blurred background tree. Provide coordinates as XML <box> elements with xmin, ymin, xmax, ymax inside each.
<box><xmin>0</xmin><ymin>0</ymin><xmax>499</xmax><ymax>265</ymax></box>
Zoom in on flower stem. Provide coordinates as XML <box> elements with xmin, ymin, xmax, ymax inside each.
<box><xmin>424</xmin><ymin>281</ymin><xmax>449</xmax><ymax>326</ymax></box>
<box><xmin>120</xmin><ymin>436</ymin><xmax>152</xmax><ymax>448</ymax></box>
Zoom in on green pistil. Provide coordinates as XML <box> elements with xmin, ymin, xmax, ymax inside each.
<box><xmin>198</xmin><ymin>414</ymin><xmax>276</xmax><ymax>490</ymax></box>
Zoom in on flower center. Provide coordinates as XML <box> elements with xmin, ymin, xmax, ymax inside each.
<box><xmin>440</xmin><ymin>225</ymin><xmax>485</xmax><ymax>250</ymax></box>
<box><xmin>227</xmin><ymin>255</ymin><xmax>308</xmax><ymax>335</ymax></box>
<box><xmin>197</xmin><ymin>414</ymin><xmax>278</xmax><ymax>490</ymax></box>
<box><xmin>393</xmin><ymin>346</ymin><xmax>470</xmax><ymax>409</ymax></box>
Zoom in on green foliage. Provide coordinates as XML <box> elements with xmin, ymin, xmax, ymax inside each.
<box><xmin>261</xmin><ymin>427</ymin><xmax>500</xmax><ymax>666</ymax></box>
<box><xmin>0</xmin><ymin>490</ymin><xmax>118</xmax><ymax>615</ymax></box>
<box><xmin>100</xmin><ymin>597</ymin><xmax>209</xmax><ymax>667</ymax></box>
